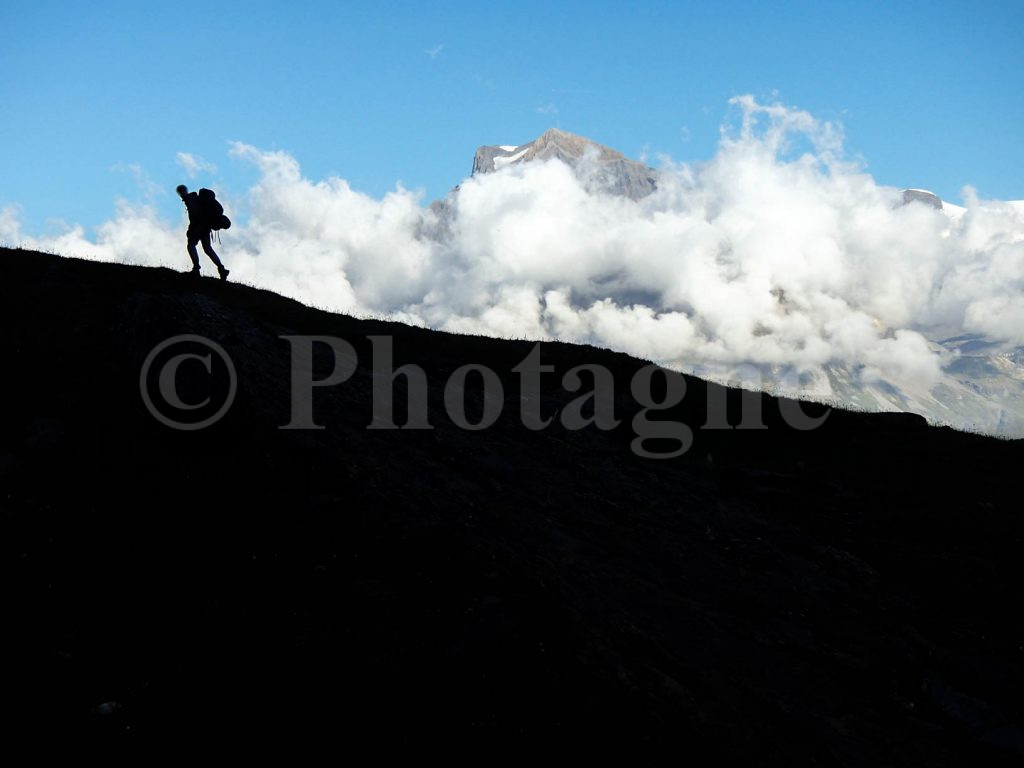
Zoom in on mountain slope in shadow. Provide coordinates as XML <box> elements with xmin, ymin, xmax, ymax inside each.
<box><xmin>1</xmin><ymin>247</ymin><xmax>1022</xmax><ymax>761</ymax></box>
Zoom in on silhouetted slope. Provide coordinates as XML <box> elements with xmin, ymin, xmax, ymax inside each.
<box><xmin>1</xmin><ymin>247</ymin><xmax>1022</xmax><ymax>761</ymax></box>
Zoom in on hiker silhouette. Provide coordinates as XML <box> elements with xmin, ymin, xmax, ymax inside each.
<box><xmin>176</xmin><ymin>184</ymin><xmax>230</xmax><ymax>281</ymax></box>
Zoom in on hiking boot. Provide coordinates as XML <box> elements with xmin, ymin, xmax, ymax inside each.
<box><xmin>219</xmin><ymin>266</ymin><xmax>230</xmax><ymax>282</ymax></box>
<box><xmin>189</xmin><ymin>266</ymin><xmax>201</xmax><ymax>277</ymax></box>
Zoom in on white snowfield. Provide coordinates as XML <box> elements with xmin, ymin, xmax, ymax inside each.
<box><xmin>905</xmin><ymin>189</ymin><xmax>1023</xmax><ymax>220</ymax></box>
<box><xmin>493</xmin><ymin>146</ymin><xmax>530</xmax><ymax>169</ymax></box>
<box><xmin>941</xmin><ymin>201</ymin><xmax>966</xmax><ymax>218</ymax></box>
<box><xmin>936</xmin><ymin>196</ymin><xmax>1024</xmax><ymax>214</ymax></box>
<box><xmin>940</xmin><ymin>197</ymin><xmax>1024</xmax><ymax>227</ymax></box>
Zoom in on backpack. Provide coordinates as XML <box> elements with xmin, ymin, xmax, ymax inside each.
<box><xmin>198</xmin><ymin>188</ymin><xmax>231</xmax><ymax>231</ymax></box>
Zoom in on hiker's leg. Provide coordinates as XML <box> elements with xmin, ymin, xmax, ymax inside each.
<box><xmin>200</xmin><ymin>231</ymin><xmax>224</xmax><ymax>269</ymax></box>
<box><xmin>186</xmin><ymin>232</ymin><xmax>201</xmax><ymax>270</ymax></box>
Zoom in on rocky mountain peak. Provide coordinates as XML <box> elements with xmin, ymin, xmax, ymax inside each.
<box><xmin>901</xmin><ymin>188</ymin><xmax>943</xmax><ymax>209</ymax></box>
<box><xmin>471</xmin><ymin>128</ymin><xmax>658</xmax><ymax>200</ymax></box>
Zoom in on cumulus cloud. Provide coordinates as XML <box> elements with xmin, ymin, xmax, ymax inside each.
<box><xmin>1</xmin><ymin>199</ymin><xmax>180</xmax><ymax>267</ymax></box>
<box><xmin>7</xmin><ymin>96</ymin><xmax>1024</xmax><ymax>420</ymax></box>
<box><xmin>176</xmin><ymin>152</ymin><xmax>218</xmax><ymax>179</ymax></box>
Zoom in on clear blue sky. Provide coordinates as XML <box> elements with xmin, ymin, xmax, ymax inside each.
<box><xmin>2</xmin><ymin>0</ymin><xmax>1022</xmax><ymax>236</ymax></box>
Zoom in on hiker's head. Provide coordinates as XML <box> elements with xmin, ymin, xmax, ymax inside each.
<box><xmin>176</xmin><ymin>184</ymin><xmax>188</xmax><ymax>199</ymax></box>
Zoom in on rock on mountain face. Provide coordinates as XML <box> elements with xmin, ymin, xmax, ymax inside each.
<box><xmin>472</xmin><ymin>128</ymin><xmax>658</xmax><ymax>200</ymax></box>
<box><xmin>902</xmin><ymin>188</ymin><xmax>943</xmax><ymax>209</ymax></box>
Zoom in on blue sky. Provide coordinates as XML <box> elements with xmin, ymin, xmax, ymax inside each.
<box><xmin>1</xmin><ymin>0</ymin><xmax>1022</xmax><ymax>236</ymax></box>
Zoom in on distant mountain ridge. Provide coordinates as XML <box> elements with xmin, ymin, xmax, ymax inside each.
<box><xmin>438</xmin><ymin>129</ymin><xmax>1024</xmax><ymax>437</ymax></box>
<box><xmin>471</xmin><ymin>127</ymin><xmax>658</xmax><ymax>200</ymax></box>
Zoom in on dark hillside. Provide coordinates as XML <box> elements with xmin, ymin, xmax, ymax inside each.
<box><xmin>1</xmin><ymin>247</ymin><xmax>1021</xmax><ymax>761</ymax></box>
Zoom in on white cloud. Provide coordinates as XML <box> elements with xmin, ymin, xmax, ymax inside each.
<box><xmin>425</xmin><ymin>43</ymin><xmax>443</xmax><ymax>59</ymax></box>
<box><xmin>9</xmin><ymin>97</ymin><xmax>1024</xmax><ymax>428</ymax></box>
<box><xmin>536</xmin><ymin>103</ymin><xmax>558</xmax><ymax>115</ymax></box>
<box><xmin>2</xmin><ymin>199</ymin><xmax>180</xmax><ymax>266</ymax></box>
<box><xmin>176</xmin><ymin>152</ymin><xmax>218</xmax><ymax>179</ymax></box>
